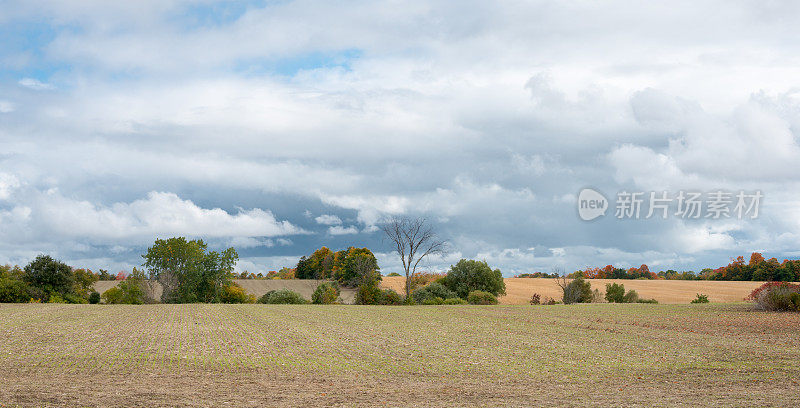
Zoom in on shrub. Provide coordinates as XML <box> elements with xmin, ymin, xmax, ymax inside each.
<box><xmin>101</xmin><ymin>287</ymin><xmax>123</xmax><ymax>304</ymax></box>
<box><xmin>747</xmin><ymin>281</ymin><xmax>800</xmax><ymax>301</ymax></box>
<box><xmin>412</xmin><ymin>282</ymin><xmax>457</xmax><ymax>304</ymax></box>
<box><xmin>764</xmin><ymin>289</ymin><xmax>800</xmax><ymax>312</ymax></box>
<box><xmin>605</xmin><ymin>283</ymin><xmax>625</xmax><ymax>303</ymax></box>
<box><xmin>558</xmin><ymin>276</ymin><xmax>593</xmax><ymax>304</ymax></box>
<box><xmin>443</xmin><ymin>297</ymin><xmax>467</xmax><ymax>305</ymax></box>
<box><xmin>386</xmin><ymin>272</ymin><xmax>402</xmax><ymax>277</ymax></box>
<box><xmin>88</xmin><ymin>291</ymin><xmax>101</xmax><ymax>304</ymax></box>
<box><xmin>63</xmin><ymin>293</ymin><xmax>88</xmax><ymax>304</ymax></box>
<box><xmin>355</xmin><ymin>284</ymin><xmax>382</xmax><ymax>305</ymax></box>
<box><xmin>421</xmin><ymin>296</ymin><xmax>444</xmax><ymax>305</ymax></box>
<box><xmin>379</xmin><ymin>288</ymin><xmax>403</xmax><ymax>305</ymax></box>
<box><xmin>636</xmin><ymin>298</ymin><xmax>659</xmax><ymax>304</ymax></box>
<box><xmin>355</xmin><ymin>285</ymin><xmax>403</xmax><ymax>305</ymax></box>
<box><xmin>529</xmin><ymin>293</ymin><xmax>541</xmax><ymax>305</ymax></box>
<box><xmin>219</xmin><ymin>283</ymin><xmax>255</xmax><ymax>304</ymax></box>
<box><xmin>622</xmin><ymin>290</ymin><xmax>639</xmax><ymax>303</ymax></box>
<box><xmin>441</xmin><ymin>259</ymin><xmax>505</xmax><ymax>299</ymax></box>
<box><xmin>0</xmin><ymin>276</ymin><xmax>30</xmax><ymax>303</ymax></box>
<box><xmin>408</xmin><ymin>271</ymin><xmax>446</xmax><ymax>293</ymax></box>
<box><xmin>258</xmin><ymin>289</ymin><xmax>308</xmax><ymax>304</ymax></box>
<box><xmin>312</xmin><ymin>282</ymin><xmax>340</xmax><ymax>304</ymax></box>
<box><xmin>116</xmin><ymin>280</ymin><xmax>145</xmax><ymax>304</ymax></box>
<box><xmin>467</xmin><ymin>290</ymin><xmax>498</xmax><ymax>305</ymax></box>
<box><xmin>542</xmin><ymin>296</ymin><xmax>557</xmax><ymax>305</ymax></box>
<box><xmin>748</xmin><ymin>282</ymin><xmax>800</xmax><ymax>311</ymax></box>
<box><xmin>691</xmin><ymin>293</ymin><xmax>710</xmax><ymax>304</ymax></box>
<box><xmin>47</xmin><ymin>294</ymin><xmax>67</xmax><ymax>303</ymax></box>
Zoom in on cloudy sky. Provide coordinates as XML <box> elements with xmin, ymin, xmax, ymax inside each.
<box><xmin>2</xmin><ymin>0</ymin><xmax>800</xmax><ymax>276</ymax></box>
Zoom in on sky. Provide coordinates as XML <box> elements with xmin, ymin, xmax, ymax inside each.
<box><xmin>2</xmin><ymin>0</ymin><xmax>800</xmax><ymax>276</ymax></box>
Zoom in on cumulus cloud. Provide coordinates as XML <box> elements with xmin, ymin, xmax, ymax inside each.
<box><xmin>315</xmin><ymin>214</ymin><xmax>342</xmax><ymax>225</ymax></box>
<box><xmin>0</xmin><ymin>173</ymin><xmax>21</xmax><ymax>200</ymax></box>
<box><xmin>328</xmin><ymin>225</ymin><xmax>359</xmax><ymax>235</ymax></box>
<box><xmin>0</xmin><ymin>189</ymin><xmax>303</xmax><ymax>245</ymax></box>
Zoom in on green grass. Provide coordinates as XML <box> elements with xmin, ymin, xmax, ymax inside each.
<box><xmin>1</xmin><ymin>303</ymin><xmax>798</xmax><ymax>407</ymax></box>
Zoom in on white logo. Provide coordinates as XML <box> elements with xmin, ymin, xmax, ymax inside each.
<box><xmin>578</xmin><ymin>188</ymin><xmax>608</xmax><ymax>221</ymax></box>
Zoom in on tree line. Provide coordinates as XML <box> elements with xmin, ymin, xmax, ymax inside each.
<box><xmin>567</xmin><ymin>252</ymin><xmax>800</xmax><ymax>282</ymax></box>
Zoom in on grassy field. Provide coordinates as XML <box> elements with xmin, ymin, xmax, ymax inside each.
<box><xmin>1</xmin><ymin>303</ymin><xmax>798</xmax><ymax>407</ymax></box>
<box><xmin>94</xmin><ymin>279</ymin><xmax>359</xmax><ymax>303</ymax></box>
<box><xmin>382</xmin><ymin>276</ymin><xmax>766</xmax><ymax>304</ymax></box>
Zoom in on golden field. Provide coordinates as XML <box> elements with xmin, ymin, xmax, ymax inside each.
<box><xmin>380</xmin><ymin>276</ymin><xmax>766</xmax><ymax>304</ymax></box>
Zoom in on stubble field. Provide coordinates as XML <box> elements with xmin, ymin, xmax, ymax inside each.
<box><xmin>382</xmin><ymin>276</ymin><xmax>767</xmax><ymax>304</ymax></box>
<box><xmin>1</xmin><ymin>303</ymin><xmax>798</xmax><ymax>407</ymax></box>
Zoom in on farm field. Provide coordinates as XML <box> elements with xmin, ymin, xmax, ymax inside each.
<box><xmin>382</xmin><ymin>276</ymin><xmax>767</xmax><ymax>304</ymax></box>
<box><xmin>94</xmin><ymin>279</ymin><xmax>359</xmax><ymax>304</ymax></box>
<box><xmin>1</xmin><ymin>303</ymin><xmax>798</xmax><ymax>407</ymax></box>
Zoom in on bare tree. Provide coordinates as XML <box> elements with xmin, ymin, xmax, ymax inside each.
<box><xmin>381</xmin><ymin>216</ymin><xmax>447</xmax><ymax>299</ymax></box>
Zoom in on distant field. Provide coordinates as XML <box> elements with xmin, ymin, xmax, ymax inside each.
<box><xmin>1</xmin><ymin>303</ymin><xmax>798</xmax><ymax>407</ymax></box>
<box><xmin>94</xmin><ymin>279</ymin><xmax>358</xmax><ymax>303</ymax></box>
<box><xmin>381</xmin><ymin>276</ymin><xmax>766</xmax><ymax>304</ymax></box>
<box><xmin>94</xmin><ymin>277</ymin><xmax>763</xmax><ymax>305</ymax></box>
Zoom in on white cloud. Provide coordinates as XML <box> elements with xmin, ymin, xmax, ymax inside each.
<box><xmin>0</xmin><ymin>189</ymin><xmax>304</xmax><ymax>244</ymax></box>
<box><xmin>18</xmin><ymin>78</ymin><xmax>54</xmax><ymax>90</ymax></box>
<box><xmin>314</xmin><ymin>214</ymin><xmax>342</xmax><ymax>225</ymax></box>
<box><xmin>0</xmin><ymin>100</ymin><xmax>15</xmax><ymax>113</ymax></box>
<box><xmin>328</xmin><ymin>225</ymin><xmax>359</xmax><ymax>235</ymax></box>
<box><xmin>0</xmin><ymin>173</ymin><xmax>21</xmax><ymax>200</ymax></box>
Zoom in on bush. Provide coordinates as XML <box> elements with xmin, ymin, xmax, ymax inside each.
<box><xmin>691</xmin><ymin>293</ymin><xmax>710</xmax><ymax>304</ymax></box>
<box><xmin>605</xmin><ymin>283</ymin><xmax>643</xmax><ymax>303</ymax></box>
<box><xmin>63</xmin><ymin>293</ymin><xmax>88</xmax><ymax>304</ymax></box>
<box><xmin>604</xmin><ymin>283</ymin><xmax>625</xmax><ymax>303</ymax></box>
<box><xmin>636</xmin><ymin>298</ymin><xmax>659</xmax><ymax>304</ymax></box>
<box><xmin>312</xmin><ymin>282</ymin><xmax>340</xmax><ymax>304</ymax></box>
<box><xmin>529</xmin><ymin>293</ymin><xmax>541</xmax><ymax>305</ymax></box>
<box><xmin>101</xmin><ymin>287</ymin><xmax>123</xmax><ymax>304</ymax></box>
<box><xmin>219</xmin><ymin>283</ymin><xmax>255</xmax><ymax>304</ymax></box>
<box><xmin>443</xmin><ymin>297</ymin><xmax>467</xmax><ymax>305</ymax></box>
<box><xmin>467</xmin><ymin>290</ymin><xmax>498</xmax><ymax>305</ymax></box>
<box><xmin>748</xmin><ymin>282</ymin><xmax>800</xmax><ymax>311</ymax></box>
<box><xmin>559</xmin><ymin>276</ymin><xmax>593</xmax><ymax>304</ymax></box>
<box><xmin>412</xmin><ymin>282</ymin><xmax>457</xmax><ymax>305</ymax></box>
<box><xmin>441</xmin><ymin>259</ymin><xmax>505</xmax><ymax>298</ymax></box>
<box><xmin>379</xmin><ymin>288</ymin><xmax>403</xmax><ymax>305</ymax></box>
<box><xmin>421</xmin><ymin>296</ymin><xmax>445</xmax><ymax>305</ymax></box>
<box><xmin>355</xmin><ymin>285</ymin><xmax>403</xmax><ymax>305</ymax></box>
<box><xmin>386</xmin><ymin>272</ymin><xmax>402</xmax><ymax>277</ymax></box>
<box><xmin>88</xmin><ymin>291</ymin><xmax>101</xmax><ymax>304</ymax></box>
<box><xmin>258</xmin><ymin>289</ymin><xmax>308</xmax><ymax>304</ymax></box>
<box><xmin>408</xmin><ymin>271</ymin><xmax>446</xmax><ymax>293</ymax></box>
<box><xmin>47</xmin><ymin>294</ymin><xmax>67</xmax><ymax>303</ymax></box>
<box><xmin>0</xmin><ymin>276</ymin><xmax>30</xmax><ymax>303</ymax></box>
<box><xmin>622</xmin><ymin>290</ymin><xmax>639</xmax><ymax>303</ymax></box>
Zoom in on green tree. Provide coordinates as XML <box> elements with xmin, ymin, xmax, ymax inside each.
<box><xmin>72</xmin><ymin>268</ymin><xmax>99</xmax><ymax>299</ymax></box>
<box><xmin>142</xmin><ymin>237</ymin><xmax>238</xmax><ymax>303</ymax></box>
<box><xmin>605</xmin><ymin>283</ymin><xmax>625</xmax><ymax>303</ymax></box>
<box><xmin>23</xmin><ymin>255</ymin><xmax>74</xmax><ymax>301</ymax></box>
<box><xmin>441</xmin><ymin>259</ymin><xmax>505</xmax><ymax>299</ymax></box>
<box><xmin>556</xmin><ymin>275</ymin><xmax>593</xmax><ymax>304</ymax></box>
